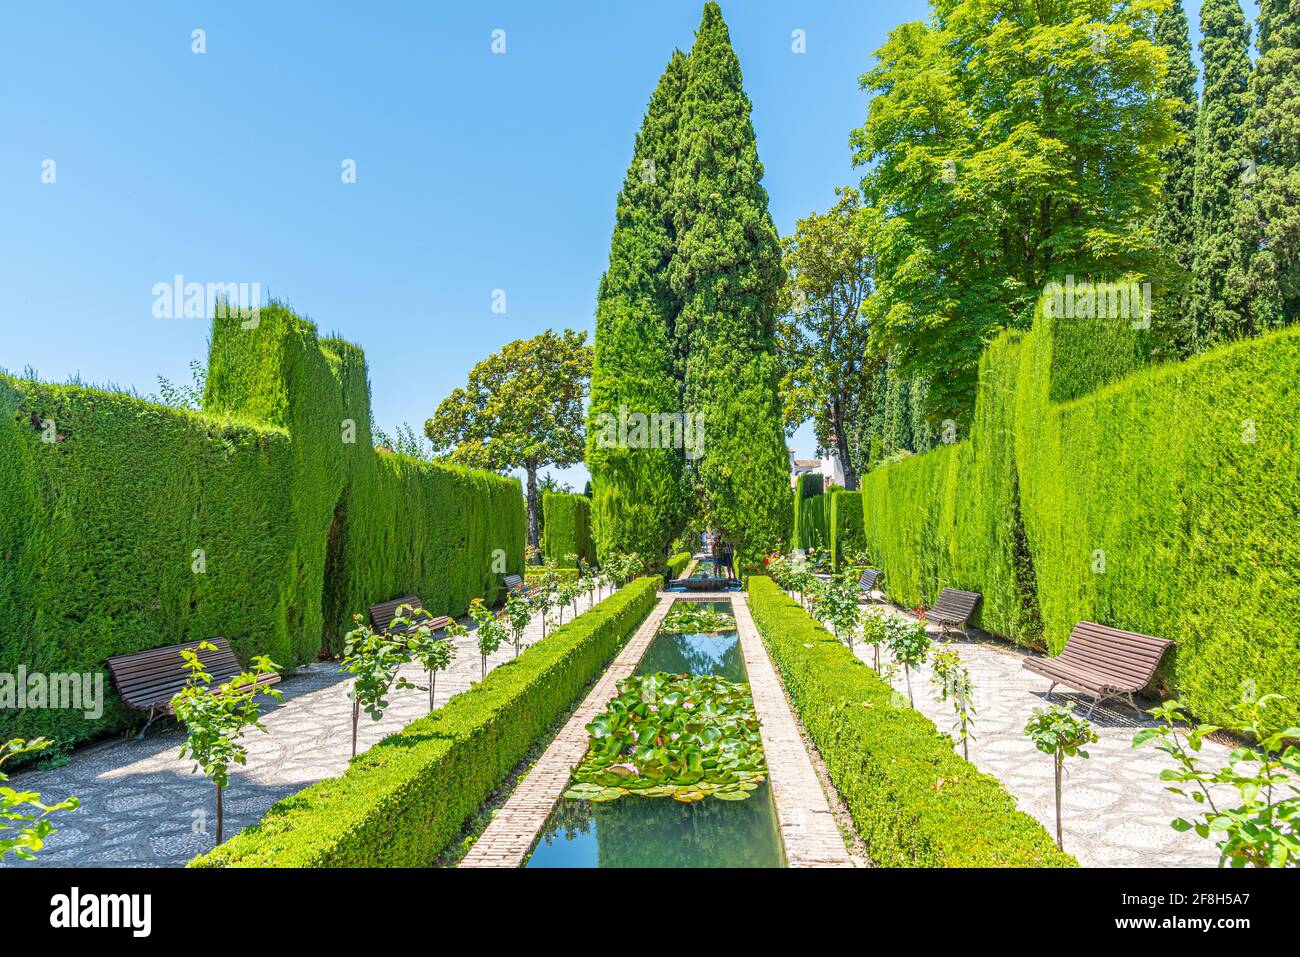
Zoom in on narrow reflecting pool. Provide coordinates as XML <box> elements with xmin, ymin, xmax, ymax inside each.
<box><xmin>524</xmin><ymin>599</ymin><xmax>785</xmax><ymax>868</ymax></box>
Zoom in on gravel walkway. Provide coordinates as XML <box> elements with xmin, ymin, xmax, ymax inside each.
<box><xmin>2</xmin><ymin>587</ymin><xmax>607</xmax><ymax>868</ymax></box>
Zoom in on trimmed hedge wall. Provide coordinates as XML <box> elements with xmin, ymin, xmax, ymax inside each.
<box><xmin>747</xmin><ymin>577</ymin><xmax>1073</xmax><ymax>867</ymax></box>
<box><xmin>190</xmin><ymin>576</ymin><xmax>661</xmax><ymax>867</ymax></box>
<box><xmin>829</xmin><ymin>490</ymin><xmax>864</xmax><ymax>571</ymax></box>
<box><xmin>665</xmin><ymin>550</ymin><xmax>692</xmax><ymax>580</ymax></box>
<box><xmin>859</xmin><ymin>307</ymin><xmax>1300</xmax><ymax>726</ymax></box>
<box><xmin>1</xmin><ymin>304</ymin><xmax>524</xmax><ymax>746</ymax></box>
<box><xmin>790</xmin><ymin>472</ymin><xmax>822</xmax><ymax>550</ymax></box>
<box><xmin>542</xmin><ymin>491</ymin><xmax>595</xmax><ymax>568</ymax></box>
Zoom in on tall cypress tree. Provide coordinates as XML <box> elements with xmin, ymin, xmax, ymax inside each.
<box><xmin>1236</xmin><ymin>0</ymin><xmax>1300</xmax><ymax>328</ymax></box>
<box><xmin>671</xmin><ymin>3</ymin><xmax>789</xmax><ymax>566</ymax></box>
<box><xmin>586</xmin><ymin>52</ymin><xmax>690</xmax><ymax>569</ymax></box>
<box><xmin>1150</xmin><ymin>0</ymin><xmax>1199</xmax><ymax>360</ymax></box>
<box><xmin>1192</xmin><ymin>0</ymin><xmax>1254</xmax><ymax>344</ymax></box>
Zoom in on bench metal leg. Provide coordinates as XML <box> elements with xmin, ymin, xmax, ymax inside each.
<box><xmin>134</xmin><ymin>707</ymin><xmax>162</xmax><ymax>740</ymax></box>
<box><xmin>1046</xmin><ymin>682</ymin><xmax>1057</xmax><ymax>699</ymax></box>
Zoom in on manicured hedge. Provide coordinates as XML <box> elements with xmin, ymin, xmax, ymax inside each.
<box><xmin>746</xmin><ymin>577</ymin><xmax>1073</xmax><ymax>867</ymax></box>
<box><xmin>790</xmin><ymin>472</ymin><xmax>824</xmax><ymax>550</ymax></box>
<box><xmin>542</xmin><ymin>491</ymin><xmax>595</xmax><ymax>568</ymax></box>
<box><xmin>0</xmin><ymin>376</ymin><xmax>296</xmax><ymax>746</ymax></box>
<box><xmin>665</xmin><ymin>550</ymin><xmax>692</xmax><ymax>580</ymax></box>
<box><xmin>190</xmin><ymin>576</ymin><xmax>661</xmax><ymax>867</ymax></box>
<box><xmin>859</xmin><ymin>306</ymin><xmax>1300</xmax><ymax>726</ymax></box>
<box><xmin>1</xmin><ymin>304</ymin><xmax>524</xmax><ymax>746</ymax></box>
<box><xmin>829</xmin><ymin>490</ymin><xmax>864</xmax><ymax>571</ymax></box>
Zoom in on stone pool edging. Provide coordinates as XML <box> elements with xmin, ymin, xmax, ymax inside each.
<box><xmin>460</xmin><ymin>592</ymin><xmax>852</xmax><ymax>869</ymax></box>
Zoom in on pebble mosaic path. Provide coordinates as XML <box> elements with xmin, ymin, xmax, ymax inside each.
<box><xmin>817</xmin><ymin>599</ymin><xmax>1240</xmax><ymax>867</ymax></box>
<box><xmin>2</xmin><ymin>587</ymin><xmax>607</xmax><ymax>868</ymax></box>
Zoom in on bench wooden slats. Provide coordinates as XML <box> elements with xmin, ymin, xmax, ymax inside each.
<box><xmin>368</xmin><ymin>595</ymin><xmax>448</xmax><ymax>637</ymax></box>
<box><xmin>1022</xmin><ymin>620</ymin><xmax>1174</xmax><ymax>714</ymax></box>
<box><xmin>106</xmin><ymin>638</ymin><xmax>282</xmax><ymax>737</ymax></box>
<box><xmin>857</xmin><ymin>569</ymin><xmax>883</xmax><ymax>600</ymax></box>
<box><xmin>504</xmin><ymin>574</ymin><xmax>529</xmax><ymax>595</ymax></box>
<box><xmin>928</xmin><ymin>588</ymin><xmax>982</xmax><ymax>631</ymax></box>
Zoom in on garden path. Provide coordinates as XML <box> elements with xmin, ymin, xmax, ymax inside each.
<box><xmin>3</xmin><ymin>586</ymin><xmax>606</xmax><ymax>868</ymax></box>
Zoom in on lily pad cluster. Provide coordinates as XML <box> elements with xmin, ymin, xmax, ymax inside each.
<box><xmin>565</xmin><ymin>672</ymin><xmax>766</xmax><ymax>803</ymax></box>
<box><xmin>660</xmin><ymin>603</ymin><xmax>735</xmax><ymax>635</ymax></box>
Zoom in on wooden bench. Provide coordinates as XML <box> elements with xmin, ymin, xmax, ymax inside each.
<box><xmin>857</xmin><ymin>568</ymin><xmax>884</xmax><ymax>603</ymax></box>
<box><xmin>504</xmin><ymin>574</ymin><xmax>531</xmax><ymax>596</ymax></box>
<box><xmin>106</xmin><ymin>637</ymin><xmax>281</xmax><ymax>738</ymax></box>
<box><xmin>927</xmin><ymin>588</ymin><xmax>982</xmax><ymax>639</ymax></box>
<box><xmin>1022</xmin><ymin>621</ymin><xmax>1175</xmax><ymax>716</ymax></box>
<box><xmin>368</xmin><ymin>595</ymin><xmax>448</xmax><ymax>637</ymax></box>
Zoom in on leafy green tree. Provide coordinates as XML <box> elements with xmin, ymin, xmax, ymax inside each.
<box><xmin>670</xmin><ymin>4</ymin><xmax>790</xmax><ymax>570</ymax></box>
<box><xmin>812</xmin><ymin>569</ymin><xmax>862</xmax><ymax>650</ymax></box>
<box><xmin>1135</xmin><ymin>692</ymin><xmax>1300</xmax><ymax>868</ymax></box>
<box><xmin>777</xmin><ymin>187</ymin><xmax>881</xmax><ymax>491</ymax></box>
<box><xmin>930</xmin><ymin>648</ymin><xmax>976</xmax><ymax>760</ymax></box>
<box><xmin>852</xmin><ymin>1</ymin><xmax>1176</xmax><ymax>425</ymax></box>
<box><xmin>1235</xmin><ymin>0</ymin><xmax>1300</xmax><ymax>331</ymax></box>
<box><xmin>395</xmin><ymin>605</ymin><xmax>459</xmax><ymax>711</ymax></box>
<box><xmin>468</xmin><ymin>599</ymin><xmax>508</xmax><ymax>680</ymax></box>
<box><xmin>587</xmin><ymin>50</ymin><xmax>690</xmax><ymax>569</ymax></box>
<box><xmin>171</xmin><ymin>643</ymin><xmax>282</xmax><ymax>845</ymax></box>
<box><xmin>1</xmin><ymin>738</ymin><xmax>78</xmax><ymax>861</ymax></box>
<box><xmin>1025</xmin><ymin>703</ymin><xmax>1098</xmax><ymax>852</ymax></box>
<box><xmin>886</xmin><ymin>616</ymin><xmax>930</xmax><ymax>706</ymax></box>
<box><xmin>1192</xmin><ymin>0</ymin><xmax>1254</xmax><ymax>344</ymax></box>
<box><xmin>503</xmin><ymin>590</ymin><xmax>532</xmax><ymax>657</ymax></box>
<box><xmin>340</xmin><ymin>615</ymin><xmax>415</xmax><ymax>758</ymax></box>
<box><xmin>1150</xmin><ymin>0</ymin><xmax>1201</xmax><ymax>360</ymax></box>
<box><xmin>425</xmin><ymin>329</ymin><xmax>591</xmax><ymax>549</ymax></box>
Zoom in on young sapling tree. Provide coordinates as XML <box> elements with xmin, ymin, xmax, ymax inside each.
<box><xmin>1025</xmin><ymin>702</ymin><xmax>1098</xmax><ymax>852</ymax></box>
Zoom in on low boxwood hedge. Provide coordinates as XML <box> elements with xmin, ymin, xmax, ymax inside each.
<box><xmin>190</xmin><ymin>576</ymin><xmax>661</xmax><ymax>867</ymax></box>
<box><xmin>746</xmin><ymin>576</ymin><xmax>1074</xmax><ymax>867</ymax></box>
<box><xmin>665</xmin><ymin>550</ymin><xmax>692</xmax><ymax>580</ymax></box>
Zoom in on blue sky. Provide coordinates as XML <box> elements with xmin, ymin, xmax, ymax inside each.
<box><xmin>0</xmin><ymin>1</ymin><xmax>1249</xmax><ymax>489</ymax></box>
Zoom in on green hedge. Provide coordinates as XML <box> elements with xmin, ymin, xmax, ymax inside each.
<box><xmin>542</xmin><ymin>491</ymin><xmax>595</xmax><ymax>568</ymax></box>
<box><xmin>1</xmin><ymin>303</ymin><xmax>524</xmax><ymax>746</ymax></box>
<box><xmin>790</xmin><ymin>472</ymin><xmax>824</xmax><ymax>550</ymax></box>
<box><xmin>0</xmin><ymin>376</ymin><xmax>296</xmax><ymax>746</ymax></box>
<box><xmin>190</xmin><ymin>576</ymin><xmax>661</xmax><ymax>867</ymax></box>
<box><xmin>859</xmin><ymin>306</ymin><xmax>1300</xmax><ymax>726</ymax></box>
<box><xmin>746</xmin><ymin>577</ymin><xmax>1073</xmax><ymax>867</ymax></box>
<box><xmin>829</xmin><ymin>490</ymin><xmax>864</xmax><ymax>571</ymax></box>
<box><xmin>665</xmin><ymin>550</ymin><xmax>692</xmax><ymax>580</ymax></box>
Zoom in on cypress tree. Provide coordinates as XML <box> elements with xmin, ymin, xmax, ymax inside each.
<box><xmin>671</xmin><ymin>3</ymin><xmax>789</xmax><ymax>567</ymax></box>
<box><xmin>1236</xmin><ymin>0</ymin><xmax>1300</xmax><ymax>328</ymax></box>
<box><xmin>1150</xmin><ymin>0</ymin><xmax>1199</xmax><ymax>360</ymax></box>
<box><xmin>1191</xmin><ymin>0</ymin><xmax>1254</xmax><ymax>344</ymax></box>
<box><xmin>586</xmin><ymin>51</ymin><xmax>690</xmax><ymax>569</ymax></box>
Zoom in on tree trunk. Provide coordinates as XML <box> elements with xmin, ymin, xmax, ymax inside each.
<box><xmin>526</xmin><ymin>460</ymin><xmax>539</xmax><ymax>550</ymax></box>
<box><xmin>429</xmin><ymin>670</ymin><xmax>436</xmax><ymax>712</ymax></box>
<box><xmin>1054</xmin><ymin>754</ymin><xmax>1064</xmax><ymax>850</ymax></box>
<box><xmin>351</xmin><ymin>696</ymin><xmax>360</xmax><ymax>757</ymax></box>
<box><xmin>215</xmin><ymin>782</ymin><xmax>223</xmax><ymax>846</ymax></box>
<box><xmin>905</xmin><ymin>663</ymin><xmax>913</xmax><ymax>707</ymax></box>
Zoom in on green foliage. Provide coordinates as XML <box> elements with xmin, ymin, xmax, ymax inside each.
<box><xmin>425</xmin><ymin>328</ymin><xmax>590</xmax><ymax>548</ymax></box>
<box><xmin>190</xmin><ymin>578</ymin><xmax>661</xmax><ymax>867</ymax></box>
<box><xmin>1024</xmin><ymin>702</ymin><xmax>1098</xmax><ymax>850</ymax></box>
<box><xmin>660</xmin><ymin>603</ymin><xmax>734</xmax><ymax>635</ymax></box>
<box><xmin>852</xmin><ymin>0</ymin><xmax>1176</xmax><ymax>425</ymax></box>
<box><xmin>776</xmin><ymin>187</ymin><xmax>881</xmax><ymax>489</ymax></box>
<box><xmin>542</xmin><ymin>491</ymin><xmax>595</xmax><ymax>568</ymax></box>
<box><xmin>1134</xmin><ymin>693</ymin><xmax>1300</xmax><ymax>868</ymax></box>
<box><xmin>1</xmin><ymin>738</ymin><xmax>79</xmax><ymax>861</ymax></box>
<box><xmin>1235</xmin><ymin>0</ymin><xmax>1300</xmax><ymax>330</ymax></box>
<box><xmin>829</xmin><ymin>490</ymin><xmax>864</xmax><ymax>572</ymax></box>
<box><xmin>665</xmin><ymin>551</ymin><xmax>692</xmax><ymax>580</ymax></box>
<box><xmin>746</xmin><ymin>577</ymin><xmax>1072</xmax><ymax>867</ymax></box>
<box><xmin>812</xmin><ymin>569</ymin><xmax>862</xmax><ymax>650</ymax></box>
<box><xmin>672</xmin><ymin>3</ymin><xmax>790</xmax><ymax>569</ymax></box>
<box><xmin>468</xmin><ymin>599</ymin><xmax>508</xmax><ymax>680</ymax></box>
<box><xmin>1192</xmin><ymin>0</ymin><xmax>1255</xmax><ymax>343</ymax></box>
<box><xmin>1150</xmin><ymin>0</ymin><xmax>1200</xmax><ymax>361</ymax></box>
<box><xmin>340</xmin><ymin>615</ymin><xmax>418</xmax><ymax>757</ymax></box>
<box><xmin>587</xmin><ymin>51</ymin><xmax>690</xmax><ymax>569</ymax></box>
<box><xmin>171</xmin><ymin>642</ymin><xmax>282</xmax><ymax>844</ymax></box>
<box><xmin>861</xmin><ymin>303</ymin><xmax>1300</xmax><ymax>728</ymax></box>
<box><xmin>930</xmin><ymin>648</ymin><xmax>976</xmax><ymax>761</ymax></box>
<box><xmin>565</xmin><ymin>671</ymin><xmax>766</xmax><ymax>804</ymax></box>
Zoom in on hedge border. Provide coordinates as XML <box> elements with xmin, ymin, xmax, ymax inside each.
<box><xmin>746</xmin><ymin>576</ymin><xmax>1074</xmax><ymax>867</ymax></box>
<box><xmin>190</xmin><ymin>576</ymin><xmax>661</xmax><ymax>867</ymax></box>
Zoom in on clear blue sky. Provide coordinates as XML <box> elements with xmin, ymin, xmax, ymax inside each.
<box><xmin>0</xmin><ymin>1</ymin><xmax>1246</xmax><ymax>489</ymax></box>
